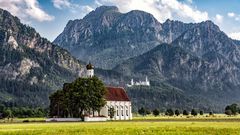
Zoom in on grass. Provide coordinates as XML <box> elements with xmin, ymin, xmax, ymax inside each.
<box><xmin>1</xmin><ymin>121</ymin><xmax>240</xmax><ymax>135</ymax></box>
<box><xmin>1</xmin><ymin>115</ymin><xmax>240</xmax><ymax>135</ymax></box>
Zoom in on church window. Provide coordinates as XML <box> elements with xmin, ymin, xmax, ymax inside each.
<box><xmin>116</xmin><ymin>106</ymin><xmax>119</xmax><ymax>116</ymax></box>
<box><xmin>126</xmin><ymin>106</ymin><xmax>128</xmax><ymax>116</ymax></box>
<box><xmin>121</xmin><ymin>106</ymin><xmax>124</xmax><ymax>116</ymax></box>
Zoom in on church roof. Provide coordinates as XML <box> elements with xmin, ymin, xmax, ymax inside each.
<box><xmin>105</xmin><ymin>87</ymin><xmax>130</xmax><ymax>101</ymax></box>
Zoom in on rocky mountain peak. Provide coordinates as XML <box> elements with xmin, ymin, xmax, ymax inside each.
<box><xmin>198</xmin><ymin>20</ymin><xmax>221</xmax><ymax>32</ymax></box>
<box><xmin>121</xmin><ymin>10</ymin><xmax>161</xmax><ymax>27</ymax></box>
<box><xmin>84</xmin><ymin>5</ymin><xmax>119</xmax><ymax>20</ymax></box>
<box><xmin>95</xmin><ymin>5</ymin><xmax>119</xmax><ymax>13</ymax></box>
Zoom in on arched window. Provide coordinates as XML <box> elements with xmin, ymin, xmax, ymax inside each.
<box><xmin>116</xmin><ymin>106</ymin><xmax>119</xmax><ymax>116</ymax></box>
<box><xmin>125</xmin><ymin>106</ymin><xmax>128</xmax><ymax>116</ymax></box>
<box><xmin>121</xmin><ymin>106</ymin><xmax>124</xmax><ymax>116</ymax></box>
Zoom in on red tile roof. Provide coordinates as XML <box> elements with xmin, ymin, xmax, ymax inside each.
<box><xmin>105</xmin><ymin>87</ymin><xmax>130</xmax><ymax>101</ymax></box>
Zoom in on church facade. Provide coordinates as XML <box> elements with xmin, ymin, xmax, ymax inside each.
<box><xmin>100</xmin><ymin>87</ymin><xmax>132</xmax><ymax>120</ymax></box>
<box><xmin>86</xmin><ymin>63</ymin><xmax>132</xmax><ymax>120</ymax></box>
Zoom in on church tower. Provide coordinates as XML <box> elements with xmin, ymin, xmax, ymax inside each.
<box><xmin>86</xmin><ymin>63</ymin><xmax>94</xmax><ymax>78</ymax></box>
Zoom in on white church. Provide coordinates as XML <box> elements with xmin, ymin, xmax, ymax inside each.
<box><xmin>85</xmin><ymin>63</ymin><xmax>132</xmax><ymax>121</ymax></box>
<box><xmin>47</xmin><ymin>63</ymin><xmax>132</xmax><ymax>122</ymax></box>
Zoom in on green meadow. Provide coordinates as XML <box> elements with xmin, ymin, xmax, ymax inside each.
<box><xmin>1</xmin><ymin>115</ymin><xmax>240</xmax><ymax>135</ymax></box>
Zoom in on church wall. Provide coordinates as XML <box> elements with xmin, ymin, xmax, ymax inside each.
<box><xmin>100</xmin><ymin>101</ymin><xmax>132</xmax><ymax>120</ymax></box>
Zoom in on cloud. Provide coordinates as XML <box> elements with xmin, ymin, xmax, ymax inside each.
<box><xmin>52</xmin><ymin>0</ymin><xmax>93</xmax><ymax>17</ymax></box>
<box><xmin>95</xmin><ymin>0</ymin><xmax>209</xmax><ymax>23</ymax></box>
<box><xmin>186</xmin><ymin>0</ymin><xmax>193</xmax><ymax>3</ymax></box>
<box><xmin>227</xmin><ymin>12</ymin><xmax>240</xmax><ymax>21</ymax></box>
<box><xmin>76</xmin><ymin>5</ymin><xmax>94</xmax><ymax>18</ymax></box>
<box><xmin>0</xmin><ymin>0</ymin><xmax>54</xmax><ymax>22</ymax></box>
<box><xmin>52</xmin><ymin>0</ymin><xmax>73</xmax><ymax>9</ymax></box>
<box><xmin>215</xmin><ymin>14</ymin><xmax>223</xmax><ymax>24</ymax></box>
<box><xmin>229</xmin><ymin>32</ymin><xmax>240</xmax><ymax>40</ymax></box>
<box><xmin>228</xmin><ymin>12</ymin><xmax>235</xmax><ymax>18</ymax></box>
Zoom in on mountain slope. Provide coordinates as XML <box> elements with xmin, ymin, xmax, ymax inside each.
<box><xmin>114</xmin><ymin>43</ymin><xmax>240</xmax><ymax>110</ymax></box>
<box><xmin>172</xmin><ymin>21</ymin><xmax>240</xmax><ymax>68</ymax></box>
<box><xmin>0</xmin><ymin>9</ymin><xmax>83</xmax><ymax>107</ymax></box>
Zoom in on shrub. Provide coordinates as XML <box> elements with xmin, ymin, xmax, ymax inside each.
<box><xmin>200</xmin><ymin>110</ymin><xmax>204</xmax><ymax>115</ymax></box>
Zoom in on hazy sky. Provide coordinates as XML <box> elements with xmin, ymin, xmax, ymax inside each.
<box><xmin>0</xmin><ymin>0</ymin><xmax>240</xmax><ymax>41</ymax></box>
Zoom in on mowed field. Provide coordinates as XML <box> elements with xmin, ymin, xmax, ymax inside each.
<box><xmin>1</xmin><ymin>116</ymin><xmax>240</xmax><ymax>135</ymax></box>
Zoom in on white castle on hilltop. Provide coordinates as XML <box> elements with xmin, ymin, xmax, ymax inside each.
<box><xmin>127</xmin><ymin>76</ymin><xmax>150</xmax><ymax>87</ymax></box>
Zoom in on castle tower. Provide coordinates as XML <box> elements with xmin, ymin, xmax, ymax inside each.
<box><xmin>131</xmin><ymin>79</ymin><xmax>134</xmax><ymax>86</ymax></box>
<box><xmin>86</xmin><ymin>62</ymin><xmax>94</xmax><ymax>78</ymax></box>
<box><xmin>145</xmin><ymin>76</ymin><xmax>150</xmax><ymax>86</ymax></box>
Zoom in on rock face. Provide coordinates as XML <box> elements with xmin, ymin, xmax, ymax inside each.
<box><xmin>54</xmin><ymin>6</ymin><xmax>165</xmax><ymax>69</ymax></box>
<box><xmin>54</xmin><ymin>6</ymin><xmax>202</xmax><ymax>69</ymax></box>
<box><xmin>0</xmin><ymin>9</ymin><xmax>84</xmax><ymax>107</ymax></box>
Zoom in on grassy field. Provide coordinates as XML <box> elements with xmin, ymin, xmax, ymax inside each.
<box><xmin>1</xmin><ymin>115</ymin><xmax>240</xmax><ymax>135</ymax></box>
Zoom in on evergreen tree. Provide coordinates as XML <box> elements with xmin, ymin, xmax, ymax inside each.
<box><xmin>165</xmin><ymin>109</ymin><xmax>174</xmax><ymax>116</ymax></box>
<box><xmin>152</xmin><ymin>109</ymin><xmax>160</xmax><ymax>116</ymax></box>
<box><xmin>191</xmin><ymin>109</ymin><xmax>198</xmax><ymax>116</ymax></box>
<box><xmin>175</xmin><ymin>109</ymin><xmax>180</xmax><ymax>116</ymax></box>
<box><xmin>138</xmin><ymin>107</ymin><xmax>146</xmax><ymax>116</ymax></box>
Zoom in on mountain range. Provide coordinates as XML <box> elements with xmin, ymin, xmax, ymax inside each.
<box><xmin>1</xmin><ymin>6</ymin><xmax>240</xmax><ymax>112</ymax></box>
<box><xmin>54</xmin><ymin>6</ymin><xmax>240</xmax><ymax>111</ymax></box>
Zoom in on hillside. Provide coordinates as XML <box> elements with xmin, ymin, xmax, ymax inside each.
<box><xmin>114</xmin><ymin>43</ymin><xmax>240</xmax><ymax>111</ymax></box>
<box><xmin>0</xmin><ymin>9</ymin><xmax>84</xmax><ymax>107</ymax></box>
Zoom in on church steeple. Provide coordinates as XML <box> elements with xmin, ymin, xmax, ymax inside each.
<box><xmin>86</xmin><ymin>62</ymin><xmax>94</xmax><ymax>78</ymax></box>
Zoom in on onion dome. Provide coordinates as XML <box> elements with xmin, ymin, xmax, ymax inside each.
<box><xmin>86</xmin><ymin>62</ymin><xmax>94</xmax><ymax>70</ymax></box>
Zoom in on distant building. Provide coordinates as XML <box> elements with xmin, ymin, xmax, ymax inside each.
<box><xmin>127</xmin><ymin>76</ymin><xmax>150</xmax><ymax>87</ymax></box>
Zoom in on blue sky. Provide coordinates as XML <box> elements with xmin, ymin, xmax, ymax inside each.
<box><xmin>0</xmin><ymin>0</ymin><xmax>240</xmax><ymax>41</ymax></box>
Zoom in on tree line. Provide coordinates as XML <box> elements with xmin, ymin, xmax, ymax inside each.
<box><xmin>0</xmin><ymin>104</ymin><xmax>47</xmax><ymax>119</ymax></box>
<box><xmin>138</xmin><ymin>107</ymin><xmax>214</xmax><ymax>116</ymax></box>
